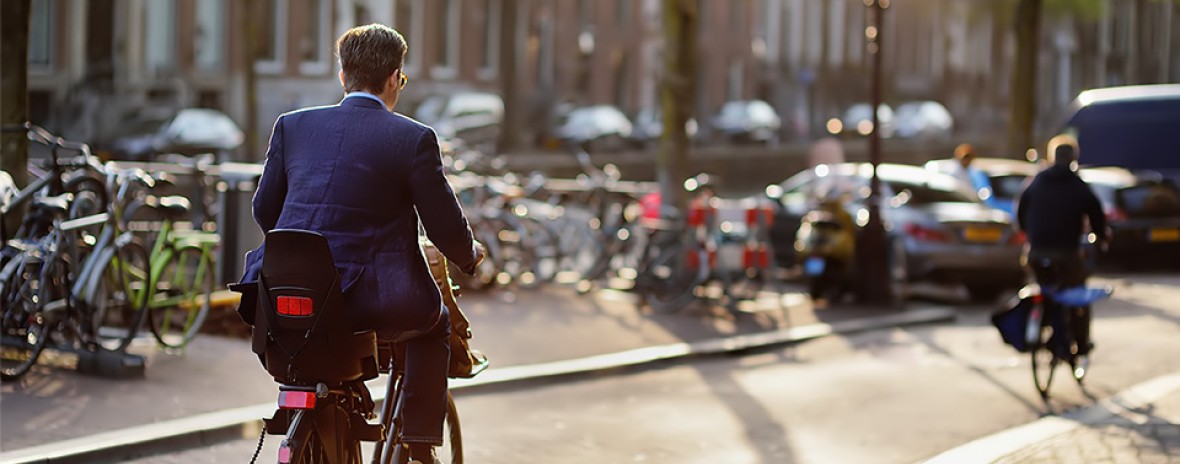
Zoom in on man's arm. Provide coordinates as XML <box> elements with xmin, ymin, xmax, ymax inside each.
<box><xmin>1015</xmin><ymin>180</ymin><xmax>1032</xmax><ymax>232</ymax></box>
<box><xmin>409</xmin><ymin>128</ymin><xmax>479</xmax><ymax>274</ymax></box>
<box><xmin>252</xmin><ymin>116</ymin><xmax>288</xmax><ymax>233</ymax></box>
<box><xmin>1082</xmin><ymin>183</ymin><xmax>1108</xmax><ymax>243</ymax></box>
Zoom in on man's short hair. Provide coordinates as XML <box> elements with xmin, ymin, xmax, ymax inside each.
<box><xmin>1046</xmin><ymin>134</ymin><xmax>1079</xmax><ymax>166</ymax></box>
<box><xmin>336</xmin><ymin>24</ymin><xmax>407</xmax><ymax>94</ymax></box>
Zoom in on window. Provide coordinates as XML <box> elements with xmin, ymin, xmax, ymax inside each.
<box><xmin>195</xmin><ymin>0</ymin><xmax>225</xmax><ymax>72</ymax></box>
<box><xmin>353</xmin><ymin>2</ymin><xmax>371</xmax><ymax>25</ymax></box>
<box><xmin>730</xmin><ymin>0</ymin><xmax>743</xmax><ymax>30</ymax></box>
<box><xmin>697</xmin><ymin>0</ymin><xmax>708</xmax><ymax>32</ymax></box>
<box><xmin>300</xmin><ymin>0</ymin><xmax>332</xmax><ymax>74</ymax></box>
<box><xmin>579</xmin><ymin>0</ymin><xmax>594</xmax><ymax>29</ymax></box>
<box><xmin>432</xmin><ymin>0</ymin><xmax>459</xmax><ymax>78</ymax></box>
<box><xmin>255</xmin><ymin>0</ymin><xmax>288</xmax><ymax>74</ymax></box>
<box><xmin>28</xmin><ymin>0</ymin><xmax>52</xmax><ymax>70</ymax></box>
<box><xmin>479</xmin><ymin>0</ymin><xmax>500</xmax><ymax>78</ymax></box>
<box><xmin>393</xmin><ymin>0</ymin><xmax>422</xmax><ymax>74</ymax></box>
<box><xmin>617</xmin><ymin>0</ymin><xmax>631</xmax><ymax>27</ymax></box>
<box><xmin>145</xmin><ymin>0</ymin><xmax>176</xmax><ymax>73</ymax></box>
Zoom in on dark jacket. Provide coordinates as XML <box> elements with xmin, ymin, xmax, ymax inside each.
<box><xmin>241</xmin><ymin>96</ymin><xmax>478</xmax><ymax>334</ymax></box>
<box><xmin>1016</xmin><ymin>164</ymin><xmax>1107</xmax><ymax>253</ymax></box>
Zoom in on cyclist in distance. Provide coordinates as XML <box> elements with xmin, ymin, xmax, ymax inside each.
<box><xmin>240</xmin><ymin>24</ymin><xmax>484</xmax><ymax>464</ymax></box>
<box><xmin>1015</xmin><ymin>134</ymin><xmax>1108</xmax><ymax>367</ymax></box>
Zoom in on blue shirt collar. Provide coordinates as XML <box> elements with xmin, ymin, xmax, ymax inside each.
<box><xmin>344</xmin><ymin>91</ymin><xmax>387</xmax><ymax>108</ymax></box>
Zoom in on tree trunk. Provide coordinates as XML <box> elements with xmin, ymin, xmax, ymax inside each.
<box><xmin>658</xmin><ymin>0</ymin><xmax>697</xmax><ymax>212</ymax></box>
<box><xmin>1</xmin><ymin>0</ymin><xmax>31</xmax><ymax>236</ymax></box>
<box><xmin>497</xmin><ymin>0</ymin><xmax>520</xmax><ymax>154</ymax></box>
<box><xmin>1009</xmin><ymin>0</ymin><xmax>1042</xmax><ymax>156</ymax></box>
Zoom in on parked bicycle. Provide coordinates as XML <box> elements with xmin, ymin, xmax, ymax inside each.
<box><xmin>124</xmin><ymin>190</ymin><xmax>218</xmax><ymax>350</ymax></box>
<box><xmin>0</xmin><ymin>168</ymin><xmax>152</xmax><ymax>380</ymax></box>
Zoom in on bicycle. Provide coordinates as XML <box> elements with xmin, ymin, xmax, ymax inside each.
<box><xmin>242</xmin><ymin>230</ymin><xmax>478</xmax><ymax>463</ymax></box>
<box><xmin>124</xmin><ymin>193</ymin><xmax>218</xmax><ymax>350</ymax></box>
<box><xmin>0</xmin><ymin>182</ymin><xmax>150</xmax><ymax>379</ymax></box>
<box><xmin>1025</xmin><ymin>257</ymin><xmax>1112</xmax><ymax>400</ymax></box>
<box><xmin>1</xmin><ymin>124</ymin><xmax>108</xmax><ymax>245</ymax></box>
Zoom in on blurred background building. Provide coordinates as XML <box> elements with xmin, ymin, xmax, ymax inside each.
<box><xmin>23</xmin><ymin>0</ymin><xmax>1180</xmax><ymax>158</ymax></box>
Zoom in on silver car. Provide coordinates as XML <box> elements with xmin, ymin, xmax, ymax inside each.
<box><xmin>769</xmin><ymin>163</ymin><xmax>1025</xmax><ymax>301</ymax></box>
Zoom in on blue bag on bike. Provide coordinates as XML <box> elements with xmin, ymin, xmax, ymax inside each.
<box><xmin>992</xmin><ymin>296</ymin><xmax>1034</xmax><ymax>352</ymax></box>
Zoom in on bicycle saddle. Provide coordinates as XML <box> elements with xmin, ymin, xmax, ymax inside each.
<box><xmin>143</xmin><ymin>195</ymin><xmax>192</xmax><ymax>221</ymax></box>
<box><xmin>31</xmin><ymin>194</ymin><xmax>72</xmax><ymax>216</ymax></box>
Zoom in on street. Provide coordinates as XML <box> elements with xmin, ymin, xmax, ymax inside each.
<box><xmin>117</xmin><ymin>273</ymin><xmax>1180</xmax><ymax>464</ymax></box>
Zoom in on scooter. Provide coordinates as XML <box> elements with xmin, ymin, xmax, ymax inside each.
<box><xmin>794</xmin><ymin>199</ymin><xmax>857</xmax><ymax>304</ymax></box>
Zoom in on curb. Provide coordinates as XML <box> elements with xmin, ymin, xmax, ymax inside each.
<box><xmin>921</xmin><ymin>372</ymin><xmax>1180</xmax><ymax>464</ymax></box>
<box><xmin>0</xmin><ymin>306</ymin><xmax>956</xmax><ymax>464</ymax></box>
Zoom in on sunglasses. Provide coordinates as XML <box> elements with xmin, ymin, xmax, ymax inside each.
<box><xmin>398</xmin><ymin>70</ymin><xmax>409</xmax><ymax>90</ymax></box>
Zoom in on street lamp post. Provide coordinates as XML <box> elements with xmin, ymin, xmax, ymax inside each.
<box><xmin>860</xmin><ymin>0</ymin><xmax>893</xmax><ymax>305</ymax></box>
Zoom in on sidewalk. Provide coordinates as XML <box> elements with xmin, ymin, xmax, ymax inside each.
<box><xmin>0</xmin><ymin>284</ymin><xmax>953</xmax><ymax>461</ymax></box>
<box><xmin>927</xmin><ymin>373</ymin><xmax>1180</xmax><ymax>464</ymax></box>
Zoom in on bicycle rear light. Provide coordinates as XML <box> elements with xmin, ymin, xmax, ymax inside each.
<box><xmin>278</xmin><ymin>391</ymin><xmax>317</xmax><ymax>410</ymax></box>
<box><xmin>276</xmin><ymin>296</ymin><xmax>313</xmax><ymax>316</ymax></box>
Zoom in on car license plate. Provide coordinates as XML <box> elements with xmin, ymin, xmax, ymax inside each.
<box><xmin>1149</xmin><ymin>228</ymin><xmax>1180</xmax><ymax>242</ymax></box>
<box><xmin>804</xmin><ymin>257</ymin><xmax>826</xmax><ymax>276</ymax></box>
<box><xmin>963</xmin><ymin>227</ymin><xmax>1003</xmax><ymax>243</ymax></box>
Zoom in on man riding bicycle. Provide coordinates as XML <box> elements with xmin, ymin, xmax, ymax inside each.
<box><xmin>241</xmin><ymin>24</ymin><xmax>483</xmax><ymax>464</ymax></box>
<box><xmin>1015</xmin><ymin>134</ymin><xmax>1108</xmax><ymax>367</ymax></box>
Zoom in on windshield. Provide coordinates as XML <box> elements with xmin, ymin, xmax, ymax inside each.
<box><xmin>1117</xmin><ymin>183</ymin><xmax>1180</xmax><ymax>217</ymax></box>
<box><xmin>886</xmin><ymin>180</ymin><xmax>979</xmax><ymax>204</ymax></box>
<box><xmin>989</xmin><ymin>175</ymin><xmax>1029</xmax><ymax>200</ymax></box>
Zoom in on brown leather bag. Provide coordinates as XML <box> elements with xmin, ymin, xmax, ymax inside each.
<box><xmin>421</xmin><ymin>238</ymin><xmax>489</xmax><ymax>378</ymax></box>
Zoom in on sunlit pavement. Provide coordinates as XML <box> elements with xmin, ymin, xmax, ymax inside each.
<box><xmin>0</xmin><ymin>279</ymin><xmax>939</xmax><ymax>460</ymax></box>
<box><xmin>5</xmin><ymin>272</ymin><xmax>1180</xmax><ymax>463</ymax></box>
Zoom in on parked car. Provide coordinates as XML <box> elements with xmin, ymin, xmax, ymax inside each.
<box><xmin>827</xmin><ymin>103</ymin><xmax>894</xmax><ymax>138</ymax></box>
<box><xmin>1078</xmin><ymin>166</ymin><xmax>1180</xmax><ymax>269</ymax></box>
<box><xmin>95</xmin><ymin>107</ymin><xmax>244</xmax><ymax>162</ymax></box>
<box><xmin>925</xmin><ymin>157</ymin><xmax>1039</xmax><ymax>216</ymax></box>
<box><xmin>413</xmin><ymin>91</ymin><xmax>504</xmax><ymax>151</ymax></box>
<box><xmin>1060</xmin><ymin>84</ymin><xmax>1180</xmax><ymax>187</ymax></box>
<box><xmin>554</xmin><ymin>105</ymin><xmax>634</xmax><ymax>151</ymax></box>
<box><xmin>894</xmin><ymin>101</ymin><xmax>954</xmax><ymax>140</ymax></box>
<box><xmin>709</xmin><ymin>100</ymin><xmax>781</xmax><ymax>145</ymax></box>
<box><xmin>768</xmin><ymin>163</ymin><xmax>1024</xmax><ymax>301</ymax></box>
<box><xmin>631</xmin><ymin>108</ymin><xmax>699</xmax><ymax>147</ymax></box>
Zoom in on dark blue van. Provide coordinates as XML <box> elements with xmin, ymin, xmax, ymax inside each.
<box><xmin>1059</xmin><ymin>84</ymin><xmax>1180</xmax><ymax>184</ymax></box>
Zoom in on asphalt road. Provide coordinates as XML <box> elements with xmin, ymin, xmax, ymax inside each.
<box><xmin>119</xmin><ymin>273</ymin><xmax>1180</xmax><ymax>464</ymax></box>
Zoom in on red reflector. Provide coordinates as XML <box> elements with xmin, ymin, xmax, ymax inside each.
<box><xmin>688</xmin><ymin>206</ymin><xmax>706</xmax><ymax>227</ymax></box>
<box><xmin>278</xmin><ymin>391</ymin><xmax>317</xmax><ymax>409</ymax></box>
<box><xmin>277</xmin><ymin>296</ymin><xmax>313</xmax><ymax>316</ymax></box>
<box><xmin>278</xmin><ymin>443</ymin><xmax>293</xmax><ymax>463</ymax></box>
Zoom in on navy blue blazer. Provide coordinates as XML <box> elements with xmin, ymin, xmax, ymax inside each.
<box><xmin>241</xmin><ymin>96</ymin><xmax>478</xmax><ymax>334</ymax></box>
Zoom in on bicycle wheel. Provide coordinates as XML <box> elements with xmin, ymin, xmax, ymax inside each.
<box><xmin>439</xmin><ymin>391</ymin><xmax>463</xmax><ymax>464</ymax></box>
<box><xmin>519</xmin><ymin>217</ymin><xmax>561</xmax><ymax>287</ymax></box>
<box><xmin>0</xmin><ymin>256</ymin><xmax>53</xmax><ymax>381</ymax></box>
<box><xmin>1031</xmin><ymin>322</ymin><xmax>1058</xmax><ymax>400</ymax></box>
<box><xmin>295</xmin><ymin>429</ymin><xmax>330</xmax><ymax>463</ymax></box>
<box><xmin>148</xmin><ymin>246</ymin><xmax>213</xmax><ymax>349</ymax></box>
<box><xmin>723</xmin><ymin>268</ymin><xmax>765</xmax><ymax>313</ymax></box>
<box><xmin>91</xmin><ymin>238</ymin><xmax>151</xmax><ymax>352</ymax></box>
<box><xmin>642</xmin><ymin>243</ymin><xmax>703</xmax><ymax>313</ymax></box>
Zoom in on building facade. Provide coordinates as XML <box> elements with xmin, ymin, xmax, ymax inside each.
<box><xmin>24</xmin><ymin>0</ymin><xmax>1180</xmax><ymax>157</ymax></box>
